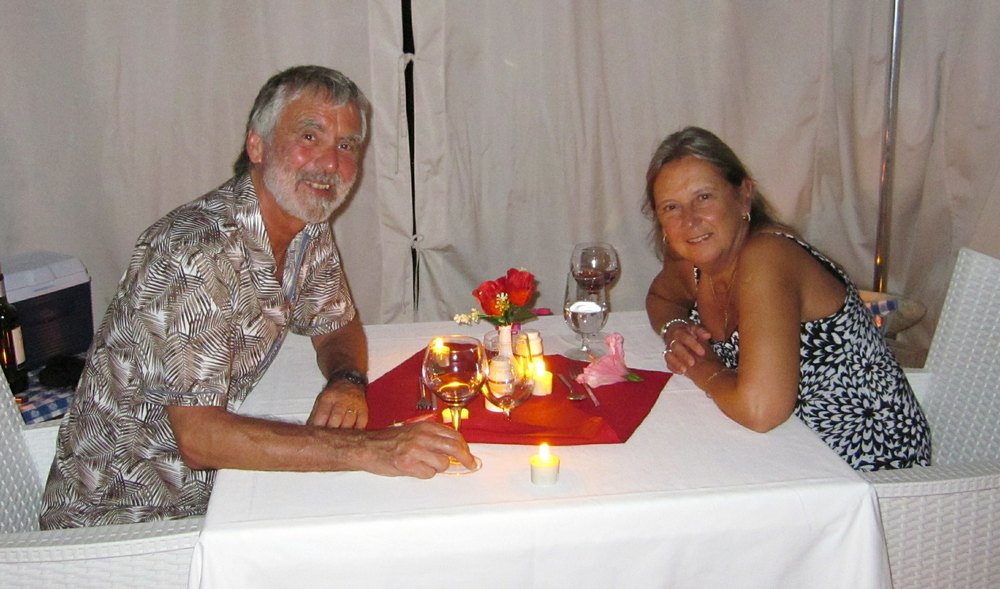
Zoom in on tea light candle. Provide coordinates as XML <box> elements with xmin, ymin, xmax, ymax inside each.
<box><xmin>441</xmin><ymin>407</ymin><xmax>469</xmax><ymax>422</ymax></box>
<box><xmin>530</xmin><ymin>443</ymin><xmax>560</xmax><ymax>485</ymax></box>
<box><xmin>532</xmin><ymin>358</ymin><xmax>552</xmax><ymax>396</ymax></box>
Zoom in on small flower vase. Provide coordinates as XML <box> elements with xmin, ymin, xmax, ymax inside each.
<box><xmin>497</xmin><ymin>324</ymin><xmax>514</xmax><ymax>358</ymax></box>
<box><xmin>483</xmin><ymin>325</ymin><xmax>514</xmax><ymax>413</ymax></box>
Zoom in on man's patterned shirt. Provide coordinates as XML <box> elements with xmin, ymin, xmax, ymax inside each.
<box><xmin>40</xmin><ymin>174</ymin><xmax>355</xmax><ymax>529</ymax></box>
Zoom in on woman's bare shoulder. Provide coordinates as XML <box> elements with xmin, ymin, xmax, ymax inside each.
<box><xmin>741</xmin><ymin>229</ymin><xmax>807</xmax><ymax>267</ymax></box>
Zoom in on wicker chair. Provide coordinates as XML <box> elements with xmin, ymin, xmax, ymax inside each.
<box><xmin>861</xmin><ymin>247</ymin><xmax>1000</xmax><ymax>589</ymax></box>
<box><xmin>0</xmin><ymin>373</ymin><xmax>202</xmax><ymax>588</ymax></box>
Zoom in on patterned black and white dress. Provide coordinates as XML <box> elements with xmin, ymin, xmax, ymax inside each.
<box><xmin>692</xmin><ymin>234</ymin><xmax>931</xmax><ymax>471</ymax></box>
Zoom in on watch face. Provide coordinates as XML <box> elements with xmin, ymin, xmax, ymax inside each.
<box><xmin>334</xmin><ymin>369</ymin><xmax>367</xmax><ymax>389</ymax></box>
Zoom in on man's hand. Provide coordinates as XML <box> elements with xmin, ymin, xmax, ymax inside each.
<box><xmin>364</xmin><ymin>422</ymin><xmax>477</xmax><ymax>478</ymax></box>
<box><xmin>308</xmin><ymin>380</ymin><xmax>369</xmax><ymax>429</ymax></box>
<box><xmin>310</xmin><ymin>316</ymin><xmax>368</xmax><ymax>428</ymax></box>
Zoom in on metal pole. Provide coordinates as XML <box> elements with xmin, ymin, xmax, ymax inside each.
<box><xmin>873</xmin><ymin>0</ymin><xmax>904</xmax><ymax>293</ymax></box>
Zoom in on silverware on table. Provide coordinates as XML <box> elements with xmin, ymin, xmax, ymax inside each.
<box><xmin>416</xmin><ymin>379</ymin><xmax>435</xmax><ymax>410</ymax></box>
<box><xmin>567</xmin><ymin>367</ymin><xmax>600</xmax><ymax>407</ymax></box>
<box><xmin>558</xmin><ymin>372</ymin><xmax>587</xmax><ymax>402</ymax></box>
<box><xmin>580</xmin><ymin>381</ymin><xmax>600</xmax><ymax>407</ymax></box>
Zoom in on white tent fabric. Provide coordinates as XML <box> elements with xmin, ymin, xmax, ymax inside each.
<box><xmin>2</xmin><ymin>1</ymin><xmax>999</xmax><ymax>359</ymax></box>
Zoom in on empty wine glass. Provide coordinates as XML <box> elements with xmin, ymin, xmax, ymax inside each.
<box><xmin>483</xmin><ymin>332</ymin><xmax>535</xmax><ymax>419</ymax></box>
<box><xmin>563</xmin><ymin>273</ymin><xmax>609</xmax><ymax>361</ymax></box>
<box><xmin>570</xmin><ymin>242</ymin><xmax>620</xmax><ymax>292</ymax></box>
<box><xmin>483</xmin><ymin>329</ymin><xmax>501</xmax><ymax>360</ymax></box>
<box><xmin>421</xmin><ymin>335</ymin><xmax>484</xmax><ymax>474</ymax></box>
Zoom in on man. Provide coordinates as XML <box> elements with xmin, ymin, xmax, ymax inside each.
<box><xmin>40</xmin><ymin>66</ymin><xmax>475</xmax><ymax>529</ymax></box>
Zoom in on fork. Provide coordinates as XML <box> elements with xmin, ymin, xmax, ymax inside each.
<box><xmin>416</xmin><ymin>379</ymin><xmax>435</xmax><ymax>410</ymax></box>
<box><xmin>569</xmin><ymin>366</ymin><xmax>600</xmax><ymax>406</ymax></box>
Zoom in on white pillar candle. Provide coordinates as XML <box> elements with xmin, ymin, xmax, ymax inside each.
<box><xmin>530</xmin><ymin>443</ymin><xmax>560</xmax><ymax>485</ymax></box>
<box><xmin>532</xmin><ymin>358</ymin><xmax>552</xmax><ymax>396</ymax></box>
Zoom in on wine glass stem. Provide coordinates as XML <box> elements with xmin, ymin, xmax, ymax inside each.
<box><xmin>451</xmin><ymin>408</ymin><xmax>461</xmax><ymax>431</ymax></box>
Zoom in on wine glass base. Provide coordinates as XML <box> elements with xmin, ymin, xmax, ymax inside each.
<box><xmin>563</xmin><ymin>347</ymin><xmax>597</xmax><ymax>362</ymax></box>
<box><xmin>443</xmin><ymin>455</ymin><xmax>482</xmax><ymax>475</ymax></box>
<box><xmin>564</xmin><ymin>338</ymin><xmax>607</xmax><ymax>361</ymax></box>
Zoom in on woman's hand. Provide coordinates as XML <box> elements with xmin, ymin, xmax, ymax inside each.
<box><xmin>662</xmin><ymin>320</ymin><xmax>712</xmax><ymax>375</ymax></box>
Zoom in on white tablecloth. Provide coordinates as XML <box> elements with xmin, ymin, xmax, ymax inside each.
<box><xmin>189</xmin><ymin>312</ymin><xmax>890</xmax><ymax>588</ymax></box>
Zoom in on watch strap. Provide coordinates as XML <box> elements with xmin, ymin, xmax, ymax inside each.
<box><xmin>326</xmin><ymin>368</ymin><xmax>368</xmax><ymax>393</ymax></box>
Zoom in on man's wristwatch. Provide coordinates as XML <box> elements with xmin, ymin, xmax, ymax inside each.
<box><xmin>327</xmin><ymin>369</ymin><xmax>368</xmax><ymax>393</ymax></box>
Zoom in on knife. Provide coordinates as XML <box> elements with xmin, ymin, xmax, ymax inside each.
<box><xmin>580</xmin><ymin>381</ymin><xmax>600</xmax><ymax>407</ymax></box>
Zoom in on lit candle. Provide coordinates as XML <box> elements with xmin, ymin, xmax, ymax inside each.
<box><xmin>532</xmin><ymin>358</ymin><xmax>552</xmax><ymax>396</ymax></box>
<box><xmin>441</xmin><ymin>407</ymin><xmax>469</xmax><ymax>422</ymax></box>
<box><xmin>431</xmin><ymin>337</ymin><xmax>449</xmax><ymax>365</ymax></box>
<box><xmin>530</xmin><ymin>443</ymin><xmax>560</xmax><ymax>485</ymax></box>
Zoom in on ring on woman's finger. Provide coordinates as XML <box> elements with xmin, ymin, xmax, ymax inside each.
<box><xmin>346</xmin><ymin>409</ymin><xmax>355</xmax><ymax>414</ymax></box>
<box><xmin>666</xmin><ymin>338</ymin><xmax>678</xmax><ymax>353</ymax></box>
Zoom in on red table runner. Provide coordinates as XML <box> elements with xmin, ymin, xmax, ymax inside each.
<box><xmin>367</xmin><ymin>351</ymin><xmax>670</xmax><ymax>445</ymax></box>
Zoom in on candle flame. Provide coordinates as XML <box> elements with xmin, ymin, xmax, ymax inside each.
<box><xmin>442</xmin><ymin>407</ymin><xmax>468</xmax><ymax>422</ymax></box>
<box><xmin>539</xmin><ymin>443</ymin><xmax>551</xmax><ymax>460</ymax></box>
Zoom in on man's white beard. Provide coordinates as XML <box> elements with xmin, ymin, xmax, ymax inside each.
<box><xmin>263</xmin><ymin>161</ymin><xmax>354</xmax><ymax>224</ymax></box>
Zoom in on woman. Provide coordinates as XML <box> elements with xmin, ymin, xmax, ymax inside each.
<box><xmin>643</xmin><ymin>126</ymin><xmax>930</xmax><ymax>471</ymax></box>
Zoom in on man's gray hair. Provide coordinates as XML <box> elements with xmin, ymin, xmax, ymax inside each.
<box><xmin>233</xmin><ymin>65</ymin><xmax>370</xmax><ymax>176</ymax></box>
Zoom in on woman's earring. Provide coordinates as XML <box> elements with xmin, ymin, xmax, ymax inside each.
<box><xmin>742</xmin><ymin>211</ymin><xmax>751</xmax><ymax>223</ymax></box>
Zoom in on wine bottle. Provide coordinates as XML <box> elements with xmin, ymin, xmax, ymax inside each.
<box><xmin>0</xmin><ymin>263</ymin><xmax>28</xmax><ymax>394</ymax></box>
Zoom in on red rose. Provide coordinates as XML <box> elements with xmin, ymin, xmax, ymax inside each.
<box><xmin>504</xmin><ymin>268</ymin><xmax>536</xmax><ymax>307</ymax></box>
<box><xmin>472</xmin><ymin>279</ymin><xmax>506</xmax><ymax>315</ymax></box>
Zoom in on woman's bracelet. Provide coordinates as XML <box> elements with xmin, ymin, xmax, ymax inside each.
<box><xmin>705</xmin><ymin>367</ymin><xmax>733</xmax><ymax>387</ymax></box>
<box><xmin>658</xmin><ymin>317</ymin><xmax>689</xmax><ymax>339</ymax></box>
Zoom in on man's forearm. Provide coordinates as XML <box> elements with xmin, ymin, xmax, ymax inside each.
<box><xmin>167</xmin><ymin>405</ymin><xmax>370</xmax><ymax>471</ymax></box>
<box><xmin>313</xmin><ymin>315</ymin><xmax>368</xmax><ymax>380</ymax></box>
<box><xmin>166</xmin><ymin>404</ymin><xmax>474</xmax><ymax>478</ymax></box>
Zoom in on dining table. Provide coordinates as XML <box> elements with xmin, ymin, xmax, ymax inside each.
<box><xmin>188</xmin><ymin>311</ymin><xmax>891</xmax><ymax>588</ymax></box>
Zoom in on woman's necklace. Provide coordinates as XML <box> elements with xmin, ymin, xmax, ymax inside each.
<box><xmin>706</xmin><ymin>265</ymin><xmax>738</xmax><ymax>337</ymax></box>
